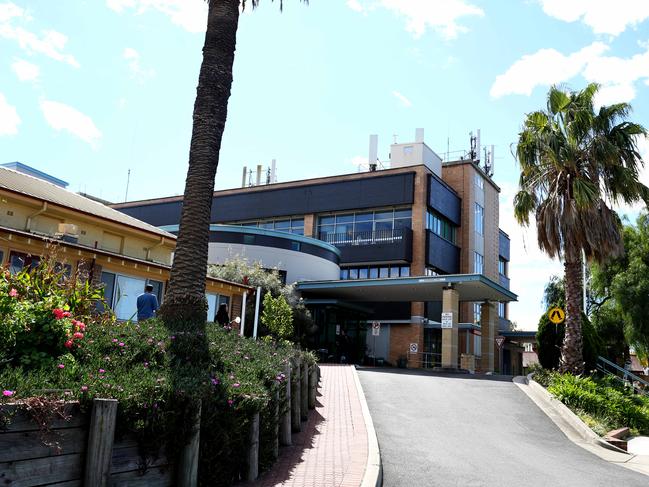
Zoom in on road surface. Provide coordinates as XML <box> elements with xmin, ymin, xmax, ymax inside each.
<box><xmin>358</xmin><ymin>368</ymin><xmax>648</xmax><ymax>487</ymax></box>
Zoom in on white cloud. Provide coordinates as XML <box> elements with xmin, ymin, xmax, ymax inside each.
<box><xmin>538</xmin><ymin>0</ymin><xmax>649</xmax><ymax>37</ymax></box>
<box><xmin>392</xmin><ymin>90</ymin><xmax>412</xmax><ymax>107</ymax></box>
<box><xmin>106</xmin><ymin>0</ymin><xmax>208</xmax><ymax>33</ymax></box>
<box><xmin>0</xmin><ymin>2</ymin><xmax>79</xmax><ymax>67</ymax></box>
<box><xmin>123</xmin><ymin>47</ymin><xmax>154</xmax><ymax>83</ymax></box>
<box><xmin>490</xmin><ymin>42</ymin><xmax>608</xmax><ymax>98</ymax></box>
<box><xmin>347</xmin><ymin>0</ymin><xmax>484</xmax><ymax>39</ymax></box>
<box><xmin>492</xmin><ymin>41</ymin><xmax>649</xmax><ymax>102</ymax></box>
<box><xmin>11</xmin><ymin>58</ymin><xmax>39</xmax><ymax>81</ymax></box>
<box><xmin>0</xmin><ymin>93</ymin><xmax>21</xmax><ymax>135</ymax></box>
<box><xmin>40</xmin><ymin>100</ymin><xmax>102</xmax><ymax>148</ymax></box>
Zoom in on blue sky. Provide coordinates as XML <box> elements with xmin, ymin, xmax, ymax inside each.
<box><xmin>1</xmin><ymin>0</ymin><xmax>649</xmax><ymax>327</ymax></box>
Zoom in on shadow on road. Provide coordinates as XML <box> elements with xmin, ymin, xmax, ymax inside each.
<box><xmin>355</xmin><ymin>365</ymin><xmax>514</xmax><ymax>382</ymax></box>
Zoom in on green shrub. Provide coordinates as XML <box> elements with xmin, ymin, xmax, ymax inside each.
<box><xmin>260</xmin><ymin>293</ymin><xmax>293</xmax><ymax>341</ymax></box>
<box><xmin>536</xmin><ymin>312</ymin><xmax>601</xmax><ymax>371</ymax></box>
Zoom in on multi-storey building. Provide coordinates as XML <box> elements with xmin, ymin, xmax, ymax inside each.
<box><xmin>114</xmin><ymin>130</ymin><xmax>517</xmax><ymax>372</ymax></box>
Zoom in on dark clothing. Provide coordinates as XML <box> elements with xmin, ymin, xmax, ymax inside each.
<box><xmin>137</xmin><ymin>292</ymin><xmax>158</xmax><ymax>321</ymax></box>
<box><xmin>215</xmin><ymin>308</ymin><xmax>230</xmax><ymax>326</ymax></box>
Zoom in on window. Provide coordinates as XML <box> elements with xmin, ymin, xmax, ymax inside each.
<box><xmin>0</xmin><ymin>249</ymin><xmax>4</xmax><ymax>267</ymax></box>
<box><xmin>339</xmin><ymin>265</ymin><xmax>411</xmax><ymax>280</ymax></box>
<box><xmin>243</xmin><ymin>235</ymin><xmax>255</xmax><ymax>245</ymax></box>
<box><xmin>97</xmin><ymin>271</ymin><xmax>116</xmax><ymax>312</ymax></box>
<box><xmin>474</xmin><ymin>252</ymin><xmax>484</xmax><ymax>274</ymax></box>
<box><xmin>473</xmin><ymin>302</ymin><xmax>482</xmax><ymax>324</ymax></box>
<box><xmin>524</xmin><ymin>343</ymin><xmax>534</xmax><ymax>353</ymax></box>
<box><xmin>425</xmin><ymin>267</ymin><xmax>439</xmax><ymax>276</ymax></box>
<box><xmin>474</xmin><ymin>203</ymin><xmax>484</xmax><ymax>235</ymax></box>
<box><xmin>8</xmin><ymin>252</ymin><xmax>40</xmax><ymax>274</ymax></box>
<box><xmin>498</xmin><ymin>302</ymin><xmax>506</xmax><ymax>319</ymax></box>
<box><xmin>426</xmin><ymin>210</ymin><xmax>457</xmax><ymax>244</ymax></box>
<box><xmin>474</xmin><ymin>173</ymin><xmax>484</xmax><ymax>189</ymax></box>
<box><xmin>499</xmin><ymin>257</ymin><xmax>507</xmax><ymax>276</ymax></box>
<box><xmin>291</xmin><ymin>242</ymin><xmax>301</xmax><ymax>252</ymax></box>
<box><xmin>147</xmin><ymin>279</ymin><xmax>164</xmax><ymax>302</ymax></box>
<box><xmin>474</xmin><ymin>334</ymin><xmax>482</xmax><ymax>357</ymax></box>
<box><xmin>228</xmin><ymin>216</ymin><xmax>305</xmax><ymax>235</ymax></box>
<box><xmin>317</xmin><ymin>208</ymin><xmax>411</xmax><ymax>243</ymax></box>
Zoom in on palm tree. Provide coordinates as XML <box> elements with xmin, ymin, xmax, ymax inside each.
<box><xmin>514</xmin><ymin>83</ymin><xmax>648</xmax><ymax>375</ymax></box>
<box><xmin>159</xmin><ymin>0</ymin><xmax>307</xmax><ymax>349</ymax></box>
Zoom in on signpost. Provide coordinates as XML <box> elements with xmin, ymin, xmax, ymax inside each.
<box><xmin>548</xmin><ymin>307</ymin><xmax>565</xmax><ymax>324</ymax></box>
<box><xmin>441</xmin><ymin>312</ymin><xmax>453</xmax><ymax>329</ymax></box>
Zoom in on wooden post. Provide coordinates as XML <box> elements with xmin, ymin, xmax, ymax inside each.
<box><xmin>84</xmin><ymin>398</ymin><xmax>118</xmax><ymax>487</ymax></box>
<box><xmin>300</xmin><ymin>359</ymin><xmax>308</xmax><ymax>421</ymax></box>
<box><xmin>177</xmin><ymin>402</ymin><xmax>201</xmax><ymax>487</ymax></box>
<box><xmin>309</xmin><ymin>364</ymin><xmax>318</xmax><ymax>409</ymax></box>
<box><xmin>291</xmin><ymin>360</ymin><xmax>301</xmax><ymax>432</ymax></box>
<box><xmin>247</xmin><ymin>412</ymin><xmax>260</xmax><ymax>482</ymax></box>
<box><xmin>273</xmin><ymin>390</ymin><xmax>279</xmax><ymax>459</ymax></box>
<box><xmin>280</xmin><ymin>363</ymin><xmax>292</xmax><ymax>446</ymax></box>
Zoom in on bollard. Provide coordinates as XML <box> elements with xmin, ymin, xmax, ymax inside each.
<box><xmin>300</xmin><ymin>358</ymin><xmax>308</xmax><ymax>421</ymax></box>
<box><xmin>309</xmin><ymin>364</ymin><xmax>318</xmax><ymax>409</ymax></box>
<box><xmin>280</xmin><ymin>363</ymin><xmax>292</xmax><ymax>446</ymax></box>
<box><xmin>291</xmin><ymin>359</ymin><xmax>301</xmax><ymax>432</ymax></box>
<box><xmin>247</xmin><ymin>412</ymin><xmax>260</xmax><ymax>482</ymax></box>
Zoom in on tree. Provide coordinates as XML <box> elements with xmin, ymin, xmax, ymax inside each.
<box><xmin>260</xmin><ymin>293</ymin><xmax>294</xmax><ymax>340</ymax></box>
<box><xmin>514</xmin><ymin>83</ymin><xmax>648</xmax><ymax>374</ymax></box>
<box><xmin>158</xmin><ymin>0</ymin><xmax>308</xmax><ymax>354</ymax></box>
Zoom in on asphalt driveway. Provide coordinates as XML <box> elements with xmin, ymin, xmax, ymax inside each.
<box><xmin>358</xmin><ymin>368</ymin><xmax>648</xmax><ymax>487</ymax></box>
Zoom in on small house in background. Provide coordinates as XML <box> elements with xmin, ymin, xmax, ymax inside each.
<box><xmin>0</xmin><ymin>163</ymin><xmax>251</xmax><ymax>325</ymax></box>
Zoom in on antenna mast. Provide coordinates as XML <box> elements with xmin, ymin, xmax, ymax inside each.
<box><xmin>124</xmin><ymin>169</ymin><xmax>131</xmax><ymax>202</ymax></box>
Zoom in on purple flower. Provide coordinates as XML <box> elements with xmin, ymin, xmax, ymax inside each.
<box><xmin>143</xmin><ymin>362</ymin><xmax>149</xmax><ymax>368</ymax></box>
<box><xmin>57</xmin><ymin>364</ymin><xmax>65</xmax><ymax>369</ymax></box>
<box><xmin>81</xmin><ymin>386</ymin><xmax>88</xmax><ymax>392</ymax></box>
<box><xmin>112</xmin><ymin>339</ymin><xmax>118</xmax><ymax>343</ymax></box>
<box><xmin>170</xmin><ymin>336</ymin><xmax>176</xmax><ymax>340</ymax></box>
<box><xmin>118</xmin><ymin>342</ymin><xmax>125</xmax><ymax>347</ymax></box>
<box><xmin>211</xmin><ymin>378</ymin><xmax>220</xmax><ymax>386</ymax></box>
<box><xmin>232</xmin><ymin>383</ymin><xmax>240</xmax><ymax>388</ymax></box>
<box><xmin>2</xmin><ymin>390</ymin><xmax>14</xmax><ymax>397</ymax></box>
<box><xmin>99</xmin><ymin>368</ymin><xmax>105</xmax><ymax>374</ymax></box>
<box><xmin>227</xmin><ymin>399</ymin><xmax>234</xmax><ymax>406</ymax></box>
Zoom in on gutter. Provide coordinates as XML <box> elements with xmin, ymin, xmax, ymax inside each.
<box><xmin>25</xmin><ymin>201</ymin><xmax>48</xmax><ymax>231</ymax></box>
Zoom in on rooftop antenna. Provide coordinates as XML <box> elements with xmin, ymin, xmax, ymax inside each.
<box><xmin>124</xmin><ymin>169</ymin><xmax>131</xmax><ymax>202</ymax></box>
<box><xmin>369</xmin><ymin>134</ymin><xmax>379</xmax><ymax>172</ymax></box>
<box><xmin>393</xmin><ymin>133</ymin><xmax>398</xmax><ymax>144</ymax></box>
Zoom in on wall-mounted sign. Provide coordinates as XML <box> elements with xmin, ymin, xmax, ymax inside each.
<box><xmin>441</xmin><ymin>312</ymin><xmax>453</xmax><ymax>329</ymax></box>
<box><xmin>372</xmin><ymin>321</ymin><xmax>381</xmax><ymax>336</ymax></box>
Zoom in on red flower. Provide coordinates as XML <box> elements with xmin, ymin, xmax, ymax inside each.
<box><xmin>8</xmin><ymin>288</ymin><xmax>18</xmax><ymax>298</ymax></box>
<box><xmin>52</xmin><ymin>308</ymin><xmax>65</xmax><ymax>320</ymax></box>
<box><xmin>62</xmin><ymin>311</ymin><xmax>71</xmax><ymax>318</ymax></box>
<box><xmin>73</xmin><ymin>332</ymin><xmax>84</xmax><ymax>339</ymax></box>
<box><xmin>74</xmin><ymin>321</ymin><xmax>86</xmax><ymax>332</ymax></box>
<box><xmin>64</xmin><ymin>340</ymin><xmax>74</xmax><ymax>349</ymax></box>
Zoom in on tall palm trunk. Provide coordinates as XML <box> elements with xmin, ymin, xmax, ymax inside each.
<box><xmin>560</xmin><ymin>260</ymin><xmax>584</xmax><ymax>374</ymax></box>
<box><xmin>159</xmin><ymin>0</ymin><xmax>240</xmax><ymax>350</ymax></box>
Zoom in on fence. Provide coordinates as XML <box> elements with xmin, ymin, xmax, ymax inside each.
<box><xmin>596</xmin><ymin>356</ymin><xmax>649</xmax><ymax>396</ymax></box>
<box><xmin>0</xmin><ymin>358</ymin><xmax>320</xmax><ymax>486</ymax></box>
<box><xmin>318</xmin><ymin>228</ymin><xmax>408</xmax><ymax>247</ymax></box>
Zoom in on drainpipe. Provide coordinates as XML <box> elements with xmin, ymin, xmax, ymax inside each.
<box><xmin>25</xmin><ymin>201</ymin><xmax>48</xmax><ymax>231</ymax></box>
<box><xmin>145</xmin><ymin>237</ymin><xmax>165</xmax><ymax>261</ymax></box>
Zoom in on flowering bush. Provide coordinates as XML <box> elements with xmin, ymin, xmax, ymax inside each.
<box><xmin>0</xmin><ymin>256</ymin><xmax>105</xmax><ymax>369</ymax></box>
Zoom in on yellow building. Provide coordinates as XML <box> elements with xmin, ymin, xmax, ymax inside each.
<box><xmin>0</xmin><ymin>164</ymin><xmax>250</xmax><ymax>323</ymax></box>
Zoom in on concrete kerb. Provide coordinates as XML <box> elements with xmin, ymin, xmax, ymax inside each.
<box><xmin>513</xmin><ymin>374</ymin><xmax>649</xmax><ymax>477</ymax></box>
<box><xmin>351</xmin><ymin>366</ymin><xmax>383</xmax><ymax>487</ymax></box>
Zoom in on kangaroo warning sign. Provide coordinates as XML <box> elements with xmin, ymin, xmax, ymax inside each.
<box><xmin>548</xmin><ymin>307</ymin><xmax>565</xmax><ymax>324</ymax></box>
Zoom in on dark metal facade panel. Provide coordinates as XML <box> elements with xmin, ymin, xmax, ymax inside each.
<box><xmin>426</xmin><ymin>231</ymin><xmax>460</xmax><ymax>274</ymax></box>
<box><xmin>208</xmin><ymin>230</ymin><xmax>340</xmax><ymax>264</ymax></box>
<box><xmin>118</xmin><ymin>200</ymin><xmax>183</xmax><ymax>227</ymax></box>
<box><xmin>117</xmin><ymin>172</ymin><xmax>416</xmax><ymax>226</ymax></box>
<box><xmin>499</xmin><ymin>274</ymin><xmax>510</xmax><ymax>290</ymax></box>
<box><xmin>427</xmin><ymin>174</ymin><xmax>461</xmax><ymax>225</ymax></box>
<box><xmin>210</xmin><ymin>172</ymin><xmax>416</xmax><ymax>221</ymax></box>
<box><xmin>499</xmin><ymin>229</ymin><xmax>511</xmax><ymax>261</ymax></box>
<box><xmin>338</xmin><ymin>228</ymin><xmax>413</xmax><ymax>264</ymax></box>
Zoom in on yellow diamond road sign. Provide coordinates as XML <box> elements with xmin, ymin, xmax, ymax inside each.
<box><xmin>548</xmin><ymin>307</ymin><xmax>565</xmax><ymax>324</ymax></box>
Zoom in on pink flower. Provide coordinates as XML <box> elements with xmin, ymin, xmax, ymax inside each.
<box><xmin>118</xmin><ymin>342</ymin><xmax>125</xmax><ymax>347</ymax></box>
<box><xmin>98</xmin><ymin>369</ymin><xmax>105</xmax><ymax>374</ymax></box>
<box><xmin>112</xmin><ymin>339</ymin><xmax>118</xmax><ymax>343</ymax></box>
<box><xmin>73</xmin><ymin>332</ymin><xmax>84</xmax><ymax>339</ymax></box>
<box><xmin>74</xmin><ymin>321</ymin><xmax>85</xmax><ymax>331</ymax></box>
<box><xmin>232</xmin><ymin>383</ymin><xmax>240</xmax><ymax>388</ymax></box>
<box><xmin>2</xmin><ymin>390</ymin><xmax>14</xmax><ymax>397</ymax></box>
<box><xmin>8</xmin><ymin>288</ymin><xmax>18</xmax><ymax>298</ymax></box>
<box><xmin>52</xmin><ymin>308</ymin><xmax>65</xmax><ymax>320</ymax></box>
<box><xmin>143</xmin><ymin>362</ymin><xmax>149</xmax><ymax>368</ymax></box>
<box><xmin>62</xmin><ymin>311</ymin><xmax>71</xmax><ymax>318</ymax></box>
<box><xmin>227</xmin><ymin>399</ymin><xmax>234</xmax><ymax>406</ymax></box>
<box><xmin>81</xmin><ymin>386</ymin><xmax>88</xmax><ymax>392</ymax></box>
<box><xmin>57</xmin><ymin>364</ymin><xmax>65</xmax><ymax>369</ymax></box>
<box><xmin>64</xmin><ymin>340</ymin><xmax>73</xmax><ymax>349</ymax></box>
<box><xmin>211</xmin><ymin>378</ymin><xmax>220</xmax><ymax>386</ymax></box>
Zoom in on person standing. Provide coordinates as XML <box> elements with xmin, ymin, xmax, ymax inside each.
<box><xmin>215</xmin><ymin>303</ymin><xmax>231</xmax><ymax>329</ymax></box>
<box><xmin>136</xmin><ymin>284</ymin><xmax>159</xmax><ymax>322</ymax></box>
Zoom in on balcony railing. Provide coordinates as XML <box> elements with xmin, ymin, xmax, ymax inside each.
<box><xmin>318</xmin><ymin>228</ymin><xmax>410</xmax><ymax>247</ymax></box>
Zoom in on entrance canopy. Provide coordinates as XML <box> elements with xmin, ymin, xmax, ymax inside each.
<box><xmin>296</xmin><ymin>274</ymin><xmax>517</xmax><ymax>303</ymax></box>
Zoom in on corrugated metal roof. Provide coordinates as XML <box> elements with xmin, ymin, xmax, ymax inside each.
<box><xmin>0</xmin><ymin>166</ymin><xmax>175</xmax><ymax>239</ymax></box>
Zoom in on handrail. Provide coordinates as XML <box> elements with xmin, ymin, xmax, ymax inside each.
<box><xmin>596</xmin><ymin>356</ymin><xmax>649</xmax><ymax>396</ymax></box>
<box><xmin>318</xmin><ymin>227</ymin><xmax>410</xmax><ymax>247</ymax></box>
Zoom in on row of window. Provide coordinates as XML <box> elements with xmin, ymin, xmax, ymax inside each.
<box><xmin>227</xmin><ymin>217</ymin><xmax>305</xmax><ymax>235</ymax></box>
<box><xmin>340</xmin><ymin>265</ymin><xmax>411</xmax><ymax>280</ymax></box>
<box><xmin>473</xmin><ymin>302</ymin><xmax>507</xmax><ymax>323</ymax></box>
<box><xmin>474</xmin><ymin>252</ymin><xmax>484</xmax><ymax>274</ymax></box>
<box><xmin>499</xmin><ymin>257</ymin><xmax>507</xmax><ymax>276</ymax></box>
<box><xmin>426</xmin><ymin>210</ymin><xmax>457</xmax><ymax>244</ymax></box>
<box><xmin>318</xmin><ymin>208</ymin><xmax>412</xmax><ymax>240</ymax></box>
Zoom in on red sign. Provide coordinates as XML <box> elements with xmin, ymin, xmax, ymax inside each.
<box><xmin>496</xmin><ymin>336</ymin><xmax>506</xmax><ymax>348</ymax></box>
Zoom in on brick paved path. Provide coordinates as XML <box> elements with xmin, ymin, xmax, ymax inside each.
<box><xmin>252</xmin><ymin>364</ymin><xmax>369</xmax><ymax>487</ymax></box>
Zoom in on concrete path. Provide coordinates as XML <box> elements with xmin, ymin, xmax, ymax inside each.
<box><xmin>358</xmin><ymin>368</ymin><xmax>649</xmax><ymax>487</ymax></box>
<box><xmin>252</xmin><ymin>365</ymin><xmax>369</xmax><ymax>487</ymax></box>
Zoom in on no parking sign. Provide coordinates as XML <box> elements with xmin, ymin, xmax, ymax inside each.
<box><xmin>409</xmin><ymin>343</ymin><xmax>418</xmax><ymax>353</ymax></box>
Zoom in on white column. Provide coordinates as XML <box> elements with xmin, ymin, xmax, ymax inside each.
<box><xmin>240</xmin><ymin>291</ymin><xmax>247</xmax><ymax>337</ymax></box>
<box><xmin>253</xmin><ymin>287</ymin><xmax>262</xmax><ymax>340</ymax></box>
